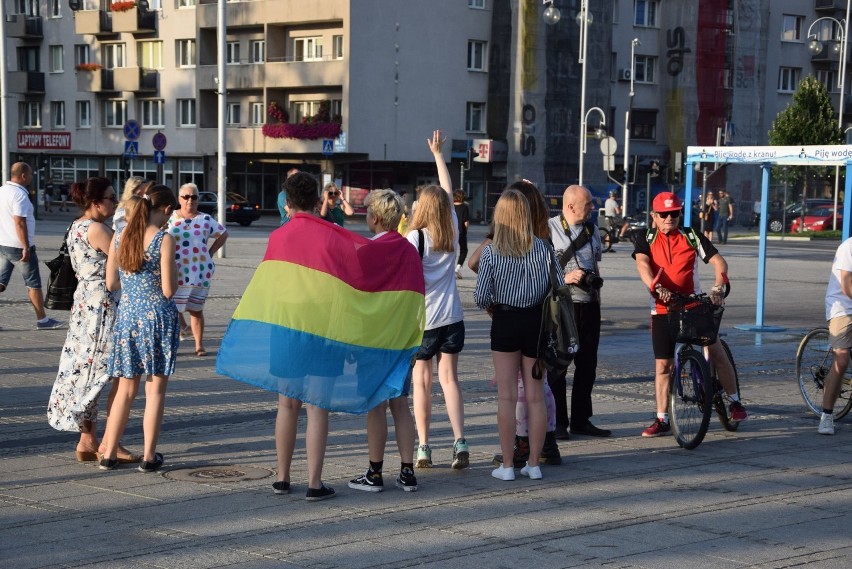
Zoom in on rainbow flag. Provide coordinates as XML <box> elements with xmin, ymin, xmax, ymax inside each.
<box><xmin>216</xmin><ymin>214</ymin><xmax>425</xmax><ymax>413</ymax></box>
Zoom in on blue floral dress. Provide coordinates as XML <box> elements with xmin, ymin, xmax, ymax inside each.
<box><xmin>108</xmin><ymin>229</ymin><xmax>180</xmax><ymax>377</ymax></box>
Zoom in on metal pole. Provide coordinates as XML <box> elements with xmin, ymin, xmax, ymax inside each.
<box><xmin>0</xmin><ymin>0</ymin><xmax>9</xmax><ymax>182</ymax></box>
<box><xmin>834</xmin><ymin>2</ymin><xmax>851</xmax><ymax>230</ymax></box>
<box><xmin>578</xmin><ymin>0</ymin><xmax>588</xmax><ymax>186</ymax></box>
<box><xmin>701</xmin><ymin>166</ymin><xmax>708</xmax><ymax>234</ymax></box>
<box><xmin>622</xmin><ymin>38</ymin><xmax>638</xmax><ymax>216</ymax></box>
<box><xmin>216</xmin><ymin>0</ymin><xmax>227</xmax><ymax>258</ymax></box>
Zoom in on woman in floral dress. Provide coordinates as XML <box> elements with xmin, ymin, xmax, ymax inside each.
<box><xmin>166</xmin><ymin>183</ymin><xmax>228</xmax><ymax>357</ymax></box>
<box><xmin>47</xmin><ymin>178</ymin><xmax>140</xmax><ymax>463</ymax></box>
<box><xmin>100</xmin><ymin>185</ymin><xmax>180</xmax><ymax>473</ymax></box>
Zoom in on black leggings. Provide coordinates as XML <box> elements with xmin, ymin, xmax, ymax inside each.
<box><xmin>457</xmin><ymin>235</ymin><xmax>468</xmax><ymax>265</ymax></box>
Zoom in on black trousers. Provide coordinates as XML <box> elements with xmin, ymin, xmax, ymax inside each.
<box><xmin>547</xmin><ymin>301</ymin><xmax>601</xmax><ymax>428</ymax></box>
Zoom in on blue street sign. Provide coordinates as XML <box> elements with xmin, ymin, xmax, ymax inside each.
<box><xmin>153</xmin><ymin>150</ymin><xmax>165</xmax><ymax>164</ymax></box>
<box><xmin>123</xmin><ymin>120</ymin><xmax>140</xmax><ymax>141</ymax></box>
<box><xmin>322</xmin><ymin>139</ymin><xmax>334</xmax><ymax>157</ymax></box>
<box><xmin>124</xmin><ymin>141</ymin><xmax>138</xmax><ymax>158</ymax></box>
<box><xmin>152</xmin><ymin>132</ymin><xmax>167</xmax><ymax>151</ymax></box>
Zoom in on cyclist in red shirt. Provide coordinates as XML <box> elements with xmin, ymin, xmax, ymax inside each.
<box><xmin>632</xmin><ymin>192</ymin><xmax>747</xmax><ymax>437</ymax></box>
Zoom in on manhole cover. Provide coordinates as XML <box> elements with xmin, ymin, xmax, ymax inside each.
<box><xmin>164</xmin><ymin>465</ymin><xmax>273</xmax><ymax>483</ymax></box>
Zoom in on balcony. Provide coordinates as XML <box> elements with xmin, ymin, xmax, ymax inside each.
<box><xmin>196</xmin><ymin>0</ymin><xmax>346</xmax><ymax>28</ymax></box>
<box><xmin>113</xmin><ymin>67</ymin><xmax>158</xmax><ymax>92</ymax></box>
<box><xmin>196</xmin><ymin>126</ymin><xmax>324</xmax><ymax>155</ymax></box>
<box><xmin>74</xmin><ymin>10</ymin><xmax>113</xmax><ymax>36</ymax></box>
<box><xmin>816</xmin><ymin>0</ymin><xmax>847</xmax><ymax>10</ymax></box>
<box><xmin>196</xmin><ymin>59</ymin><xmax>345</xmax><ymax>90</ymax></box>
<box><xmin>6</xmin><ymin>15</ymin><xmax>43</xmax><ymax>40</ymax></box>
<box><xmin>7</xmin><ymin>71</ymin><xmax>44</xmax><ymax>94</ymax></box>
<box><xmin>111</xmin><ymin>9</ymin><xmax>156</xmax><ymax>34</ymax></box>
<box><xmin>196</xmin><ymin>64</ymin><xmax>265</xmax><ymax>90</ymax></box>
<box><xmin>76</xmin><ymin>69</ymin><xmax>116</xmax><ymax>93</ymax></box>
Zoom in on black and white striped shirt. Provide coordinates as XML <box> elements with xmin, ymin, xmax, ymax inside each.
<box><xmin>474</xmin><ymin>237</ymin><xmax>561</xmax><ymax>309</ymax></box>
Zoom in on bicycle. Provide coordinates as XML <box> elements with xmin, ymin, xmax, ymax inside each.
<box><xmin>667</xmin><ymin>293</ymin><xmax>742</xmax><ymax>450</ymax></box>
<box><xmin>598</xmin><ymin>216</ymin><xmax>646</xmax><ymax>253</ymax></box>
<box><xmin>795</xmin><ymin>327</ymin><xmax>852</xmax><ymax>420</ymax></box>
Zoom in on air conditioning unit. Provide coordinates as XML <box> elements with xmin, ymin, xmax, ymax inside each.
<box><xmin>618</xmin><ymin>68</ymin><xmax>632</xmax><ymax>81</ymax></box>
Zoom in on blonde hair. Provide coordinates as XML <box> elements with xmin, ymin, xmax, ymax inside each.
<box><xmin>408</xmin><ymin>186</ymin><xmax>454</xmax><ymax>253</ymax></box>
<box><xmin>366</xmin><ymin>189</ymin><xmax>404</xmax><ymax>230</ymax></box>
<box><xmin>119</xmin><ymin>176</ymin><xmax>146</xmax><ymax>208</ymax></box>
<box><xmin>118</xmin><ymin>185</ymin><xmax>178</xmax><ymax>273</ymax></box>
<box><xmin>492</xmin><ymin>190</ymin><xmax>534</xmax><ymax>257</ymax></box>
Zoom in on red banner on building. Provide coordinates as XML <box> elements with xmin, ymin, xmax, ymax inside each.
<box><xmin>16</xmin><ymin>131</ymin><xmax>71</xmax><ymax>150</ymax></box>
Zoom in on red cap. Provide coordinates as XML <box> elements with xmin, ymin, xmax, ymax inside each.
<box><xmin>652</xmin><ymin>192</ymin><xmax>682</xmax><ymax>212</ymax></box>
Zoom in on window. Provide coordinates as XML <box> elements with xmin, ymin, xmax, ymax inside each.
<box><xmin>76</xmin><ymin>100</ymin><xmax>91</xmax><ymax>128</ymax></box>
<box><xmin>778</xmin><ymin>67</ymin><xmax>800</xmax><ymax>92</ymax></box>
<box><xmin>49</xmin><ymin>0</ymin><xmax>60</xmax><ymax>17</ymax></box>
<box><xmin>294</xmin><ymin>37</ymin><xmax>323</xmax><ymax>61</ymax></box>
<box><xmin>226</xmin><ymin>41</ymin><xmax>240</xmax><ymax>64</ymax></box>
<box><xmin>104</xmin><ymin>99</ymin><xmax>127</xmax><ymax>127</ymax></box>
<box><xmin>634</xmin><ymin>55</ymin><xmax>656</xmax><ymax>83</ymax></box>
<box><xmin>102</xmin><ymin>43</ymin><xmax>126</xmax><ymax>69</ymax></box>
<box><xmin>466</xmin><ymin>102</ymin><xmax>485</xmax><ymax>132</ymax></box>
<box><xmin>178</xmin><ymin>99</ymin><xmax>196</xmax><ymax>126</ymax></box>
<box><xmin>631</xmin><ymin>110</ymin><xmax>656</xmax><ymax>140</ymax></box>
<box><xmin>177</xmin><ymin>39</ymin><xmax>196</xmax><ymax>68</ymax></box>
<box><xmin>634</xmin><ymin>0</ymin><xmax>658</xmax><ymax>27</ymax></box>
<box><xmin>49</xmin><ymin>45</ymin><xmax>64</xmax><ymax>73</ymax></box>
<box><xmin>74</xmin><ymin>44</ymin><xmax>91</xmax><ymax>66</ymax></box>
<box><xmin>51</xmin><ymin>101</ymin><xmax>65</xmax><ymax>128</ymax></box>
<box><xmin>21</xmin><ymin>101</ymin><xmax>41</xmax><ymax>128</ymax></box>
<box><xmin>227</xmin><ymin>103</ymin><xmax>241</xmax><ymax>125</ymax></box>
<box><xmin>17</xmin><ymin>46</ymin><xmax>39</xmax><ymax>71</ymax></box>
<box><xmin>138</xmin><ymin>41</ymin><xmax>163</xmax><ymax>69</ymax></box>
<box><xmin>250</xmin><ymin>40</ymin><xmax>265</xmax><ymax>64</ymax></box>
<box><xmin>332</xmin><ymin>35</ymin><xmax>344</xmax><ymax>59</ymax></box>
<box><xmin>468</xmin><ymin>0</ymin><xmax>485</xmax><ymax>8</ymax></box>
<box><xmin>15</xmin><ymin>0</ymin><xmax>39</xmax><ymax>16</ymax></box>
<box><xmin>290</xmin><ymin>100</ymin><xmax>320</xmax><ymax>123</ymax></box>
<box><xmin>177</xmin><ymin>0</ymin><xmax>196</xmax><ymax>6</ymax></box>
<box><xmin>781</xmin><ymin>15</ymin><xmax>804</xmax><ymax>42</ymax></box>
<box><xmin>140</xmin><ymin>100</ymin><xmax>164</xmax><ymax>127</ymax></box>
<box><xmin>817</xmin><ymin>69</ymin><xmax>837</xmax><ymax>93</ymax></box>
<box><xmin>250</xmin><ymin>102</ymin><xmax>265</xmax><ymax>125</ymax></box>
<box><xmin>467</xmin><ymin>40</ymin><xmax>487</xmax><ymax>71</ymax></box>
<box><xmin>331</xmin><ymin>99</ymin><xmax>342</xmax><ymax>120</ymax></box>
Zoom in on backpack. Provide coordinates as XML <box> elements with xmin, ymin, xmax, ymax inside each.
<box><xmin>645</xmin><ymin>226</ymin><xmax>701</xmax><ymax>251</ymax></box>
<box><xmin>535</xmin><ymin>249</ymin><xmax>580</xmax><ymax>379</ymax></box>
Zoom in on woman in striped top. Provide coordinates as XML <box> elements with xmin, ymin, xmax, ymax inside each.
<box><xmin>474</xmin><ymin>189</ymin><xmax>560</xmax><ymax>481</ymax></box>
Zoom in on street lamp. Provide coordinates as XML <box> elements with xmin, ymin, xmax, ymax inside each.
<box><xmin>542</xmin><ymin>0</ymin><xmax>560</xmax><ymax>25</ymax></box>
<box><xmin>622</xmin><ymin>38</ymin><xmax>640</xmax><ymax>217</ymax></box>
<box><xmin>806</xmin><ymin>2</ymin><xmax>850</xmax><ymax>230</ymax></box>
<box><xmin>581</xmin><ymin>107</ymin><xmax>607</xmax><ymax>156</ymax></box>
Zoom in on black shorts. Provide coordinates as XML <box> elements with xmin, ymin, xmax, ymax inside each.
<box><xmin>651</xmin><ymin>314</ymin><xmax>677</xmax><ymax>359</ymax></box>
<box><xmin>415</xmin><ymin>320</ymin><xmax>465</xmax><ymax>360</ymax></box>
<box><xmin>490</xmin><ymin>304</ymin><xmax>542</xmax><ymax>358</ymax></box>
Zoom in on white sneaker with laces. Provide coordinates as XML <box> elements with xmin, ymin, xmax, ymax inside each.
<box><xmin>491</xmin><ymin>465</ymin><xmax>515</xmax><ymax>481</ymax></box>
<box><xmin>818</xmin><ymin>413</ymin><xmax>835</xmax><ymax>435</ymax></box>
<box><xmin>520</xmin><ymin>463</ymin><xmax>542</xmax><ymax>480</ymax></box>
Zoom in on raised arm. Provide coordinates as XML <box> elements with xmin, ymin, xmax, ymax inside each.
<box><xmin>427</xmin><ymin>130</ymin><xmax>452</xmax><ymax>195</ymax></box>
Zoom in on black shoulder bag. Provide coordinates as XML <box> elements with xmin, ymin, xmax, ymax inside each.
<box><xmin>534</xmin><ymin>248</ymin><xmax>581</xmax><ymax>379</ymax></box>
<box><xmin>44</xmin><ymin>224</ymin><xmax>78</xmax><ymax>311</ymax></box>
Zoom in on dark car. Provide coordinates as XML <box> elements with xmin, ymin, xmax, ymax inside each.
<box><xmin>767</xmin><ymin>199</ymin><xmax>833</xmax><ymax>233</ymax></box>
<box><xmin>197</xmin><ymin>191</ymin><xmax>261</xmax><ymax>226</ymax></box>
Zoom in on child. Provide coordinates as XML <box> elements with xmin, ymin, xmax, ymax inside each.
<box><xmin>99</xmin><ymin>185</ymin><xmax>180</xmax><ymax>473</ymax></box>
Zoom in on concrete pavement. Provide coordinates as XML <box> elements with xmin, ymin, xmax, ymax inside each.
<box><xmin>1</xmin><ymin>211</ymin><xmax>851</xmax><ymax>568</ymax></box>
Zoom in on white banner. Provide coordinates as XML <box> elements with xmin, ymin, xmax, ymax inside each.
<box><xmin>687</xmin><ymin>145</ymin><xmax>852</xmax><ymax>166</ymax></box>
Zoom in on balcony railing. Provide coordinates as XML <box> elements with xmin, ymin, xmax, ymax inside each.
<box><xmin>111</xmin><ymin>9</ymin><xmax>156</xmax><ymax>34</ymax></box>
<box><xmin>6</xmin><ymin>15</ymin><xmax>43</xmax><ymax>39</ymax></box>
<box><xmin>7</xmin><ymin>71</ymin><xmax>45</xmax><ymax>94</ymax></box>
<box><xmin>76</xmin><ymin>69</ymin><xmax>116</xmax><ymax>93</ymax></box>
<box><xmin>74</xmin><ymin>10</ymin><xmax>113</xmax><ymax>35</ymax></box>
<box><xmin>114</xmin><ymin>67</ymin><xmax>159</xmax><ymax>92</ymax></box>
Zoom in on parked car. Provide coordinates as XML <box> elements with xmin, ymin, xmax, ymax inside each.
<box><xmin>767</xmin><ymin>199</ymin><xmax>833</xmax><ymax>233</ymax></box>
<box><xmin>197</xmin><ymin>191</ymin><xmax>262</xmax><ymax>226</ymax></box>
<box><xmin>790</xmin><ymin>206</ymin><xmax>842</xmax><ymax>233</ymax></box>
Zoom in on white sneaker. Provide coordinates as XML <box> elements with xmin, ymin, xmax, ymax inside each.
<box><xmin>818</xmin><ymin>413</ymin><xmax>835</xmax><ymax>435</ymax></box>
<box><xmin>491</xmin><ymin>465</ymin><xmax>515</xmax><ymax>481</ymax></box>
<box><xmin>520</xmin><ymin>463</ymin><xmax>542</xmax><ymax>480</ymax></box>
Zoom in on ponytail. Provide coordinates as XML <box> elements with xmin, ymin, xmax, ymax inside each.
<box><xmin>117</xmin><ymin>184</ymin><xmax>177</xmax><ymax>273</ymax></box>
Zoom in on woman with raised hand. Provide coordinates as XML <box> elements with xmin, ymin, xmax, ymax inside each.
<box><xmin>406</xmin><ymin>130</ymin><xmax>468</xmax><ymax>470</ymax></box>
<box><xmin>100</xmin><ymin>185</ymin><xmax>180</xmax><ymax>473</ymax></box>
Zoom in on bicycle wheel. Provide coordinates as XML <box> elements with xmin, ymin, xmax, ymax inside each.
<box><xmin>796</xmin><ymin>328</ymin><xmax>852</xmax><ymax>420</ymax></box>
<box><xmin>670</xmin><ymin>347</ymin><xmax>713</xmax><ymax>449</ymax></box>
<box><xmin>599</xmin><ymin>228</ymin><xmax>613</xmax><ymax>252</ymax></box>
<box><xmin>713</xmin><ymin>339</ymin><xmax>741</xmax><ymax>432</ymax></box>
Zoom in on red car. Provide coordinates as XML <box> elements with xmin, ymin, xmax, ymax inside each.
<box><xmin>790</xmin><ymin>206</ymin><xmax>842</xmax><ymax>232</ymax></box>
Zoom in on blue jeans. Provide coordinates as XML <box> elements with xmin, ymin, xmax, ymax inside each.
<box><xmin>0</xmin><ymin>245</ymin><xmax>42</xmax><ymax>289</ymax></box>
<box><xmin>714</xmin><ymin>216</ymin><xmax>729</xmax><ymax>243</ymax></box>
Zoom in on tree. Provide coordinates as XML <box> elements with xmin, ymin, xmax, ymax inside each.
<box><xmin>769</xmin><ymin>76</ymin><xmax>843</xmax><ymax>194</ymax></box>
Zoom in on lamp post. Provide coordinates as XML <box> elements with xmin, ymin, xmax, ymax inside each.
<box><xmin>806</xmin><ymin>1</ymin><xmax>850</xmax><ymax>230</ymax></box>
<box><xmin>623</xmin><ymin>38</ymin><xmax>639</xmax><ymax>217</ymax></box>
<box><xmin>581</xmin><ymin>106</ymin><xmax>607</xmax><ymax>155</ymax></box>
<box><xmin>577</xmin><ymin>0</ymin><xmax>592</xmax><ymax>186</ymax></box>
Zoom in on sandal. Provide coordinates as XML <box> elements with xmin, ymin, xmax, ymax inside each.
<box><xmin>195</xmin><ymin>349</ymin><xmax>208</xmax><ymax>357</ymax></box>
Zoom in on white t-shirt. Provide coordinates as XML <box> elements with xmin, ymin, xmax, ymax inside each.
<box><xmin>604</xmin><ymin>197</ymin><xmax>620</xmax><ymax>217</ymax></box>
<box><xmin>406</xmin><ymin>209</ymin><xmax>463</xmax><ymax>330</ymax></box>
<box><xmin>826</xmin><ymin>237</ymin><xmax>852</xmax><ymax>320</ymax></box>
<box><xmin>0</xmin><ymin>182</ymin><xmax>35</xmax><ymax>248</ymax></box>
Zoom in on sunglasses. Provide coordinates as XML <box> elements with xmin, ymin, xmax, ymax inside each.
<box><xmin>656</xmin><ymin>211</ymin><xmax>680</xmax><ymax>219</ymax></box>
<box><xmin>329</xmin><ymin>191</ymin><xmax>340</xmax><ymax>196</ymax></box>
<box><xmin>181</xmin><ymin>195</ymin><xmax>199</xmax><ymax>201</ymax></box>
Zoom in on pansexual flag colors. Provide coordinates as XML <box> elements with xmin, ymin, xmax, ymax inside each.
<box><xmin>216</xmin><ymin>214</ymin><xmax>425</xmax><ymax>413</ymax></box>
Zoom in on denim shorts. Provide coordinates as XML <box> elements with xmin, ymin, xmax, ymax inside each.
<box><xmin>414</xmin><ymin>320</ymin><xmax>465</xmax><ymax>360</ymax></box>
<box><xmin>0</xmin><ymin>245</ymin><xmax>42</xmax><ymax>289</ymax></box>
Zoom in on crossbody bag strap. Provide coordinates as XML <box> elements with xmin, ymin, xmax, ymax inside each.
<box><xmin>557</xmin><ymin>216</ymin><xmax>592</xmax><ymax>269</ymax></box>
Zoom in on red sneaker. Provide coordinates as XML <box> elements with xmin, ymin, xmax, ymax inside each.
<box><xmin>642</xmin><ymin>418</ymin><xmax>671</xmax><ymax>437</ymax></box>
<box><xmin>729</xmin><ymin>401</ymin><xmax>748</xmax><ymax>422</ymax></box>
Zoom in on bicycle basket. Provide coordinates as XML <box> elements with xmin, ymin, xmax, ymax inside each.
<box><xmin>667</xmin><ymin>301</ymin><xmax>724</xmax><ymax>346</ymax></box>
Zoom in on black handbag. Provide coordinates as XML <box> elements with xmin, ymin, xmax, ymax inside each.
<box><xmin>534</xmin><ymin>249</ymin><xmax>580</xmax><ymax>379</ymax></box>
<box><xmin>44</xmin><ymin>224</ymin><xmax>78</xmax><ymax>311</ymax></box>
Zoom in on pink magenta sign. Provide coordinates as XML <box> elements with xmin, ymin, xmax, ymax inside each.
<box><xmin>17</xmin><ymin>131</ymin><xmax>71</xmax><ymax>150</ymax></box>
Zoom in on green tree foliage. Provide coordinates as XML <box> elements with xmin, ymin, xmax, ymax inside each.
<box><xmin>769</xmin><ymin>76</ymin><xmax>843</xmax><ymax>190</ymax></box>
